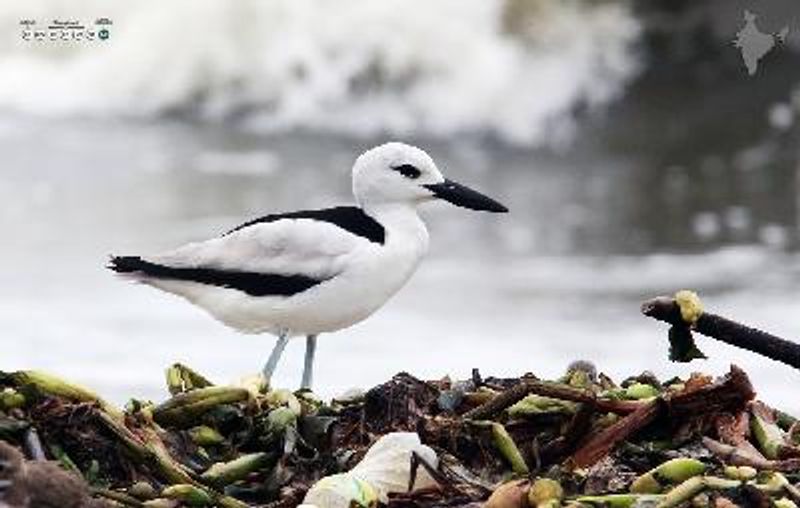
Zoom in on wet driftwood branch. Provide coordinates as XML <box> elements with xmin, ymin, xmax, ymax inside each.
<box><xmin>642</xmin><ymin>296</ymin><xmax>800</xmax><ymax>369</ymax></box>
<box><xmin>571</xmin><ymin>400</ymin><xmax>662</xmax><ymax>468</ymax></box>
<box><xmin>664</xmin><ymin>364</ymin><xmax>755</xmax><ymax>417</ymax></box>
<box><xmin>539</xmin><ymin>402</ymin><xmax>596</xmax><ymax>464</ymax></box>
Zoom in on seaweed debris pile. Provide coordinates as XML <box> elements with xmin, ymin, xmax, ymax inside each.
<box><xmin>0</xmin><ymin>360</ymin><xmax>798</xmax><ymax>508</ymax></box>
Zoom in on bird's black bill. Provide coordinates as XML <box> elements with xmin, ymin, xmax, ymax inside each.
<box><xmin>424</xmin><ymin>179</ymin><xmax>508</xmax><ymax>213</ymax></box>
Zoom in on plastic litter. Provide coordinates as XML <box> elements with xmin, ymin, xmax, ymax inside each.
<box><xmin>302</xmin><ymin>431</ymin><xmax>438</xmax><ymax>506</ymax></box>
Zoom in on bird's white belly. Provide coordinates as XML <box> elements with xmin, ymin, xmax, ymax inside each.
<box><xmin>181</xmin><ymin>238</ymin><xmax>426</xmax><ymax>336</ymax></box>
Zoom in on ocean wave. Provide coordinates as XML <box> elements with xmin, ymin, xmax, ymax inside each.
<box><xmin>0</xmin><ymin>0</ymin><xmax>641</xmax><ymax>145</ymax></box>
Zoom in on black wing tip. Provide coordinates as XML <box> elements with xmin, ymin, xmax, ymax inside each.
<box><xmin>107</xmin><ymin>255</ymin><xmax>145</xmax><ymax>273</ymax></box>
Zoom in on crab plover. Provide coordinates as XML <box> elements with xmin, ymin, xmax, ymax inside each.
<box><xmin>109</xmin><ymin>142</ymin><xmax>507</xmax><ymax>390</ymax></box>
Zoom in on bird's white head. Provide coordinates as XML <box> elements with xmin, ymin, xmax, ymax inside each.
<box><xmin>352</xmin><ymin>142</ymin><xmax>508</xmax><ymax>213</ymax></box>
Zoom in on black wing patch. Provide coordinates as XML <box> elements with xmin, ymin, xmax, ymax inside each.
<box><xmin>108</xmin><ymin>256</ymin><xmax>325</xmax><ymax>297</ymax></box>
<box><xmin>224</xmin><ymin>206</ymin><xmax>385</xmax><ymax>244</ymax></box>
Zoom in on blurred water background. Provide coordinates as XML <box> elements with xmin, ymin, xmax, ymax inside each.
<box><xmin>2</xmin><ymin>0</ymin><xmax>800</xmax><ymax>411</ymax></box>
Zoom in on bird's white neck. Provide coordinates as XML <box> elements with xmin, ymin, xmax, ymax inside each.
<box><xmin>363</xmin><ymin>202</ymin><xmax>429</xmax><ymax>250</ymax></box>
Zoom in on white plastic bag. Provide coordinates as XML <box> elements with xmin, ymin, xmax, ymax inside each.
<box><xmin>302</xmin><ymin>432</ymin><xmax>439</xmax><ymax>506</ymax></box>
<box><xmin>350</xmin><ymin>432</ymin><xmax>439</xmax><ymax>502</ymax></box>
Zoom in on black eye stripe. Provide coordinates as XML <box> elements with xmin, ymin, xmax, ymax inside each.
<box><xmin>392</xmin><ymin>164</ymin><xmax>422</xmax><ymax>179</ymax></box>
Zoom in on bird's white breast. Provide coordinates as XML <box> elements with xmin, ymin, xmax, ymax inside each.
<box><xmin>274</xmin><ymin>206</ymin><xmax>429</xmax><ymax>335</ymax></box>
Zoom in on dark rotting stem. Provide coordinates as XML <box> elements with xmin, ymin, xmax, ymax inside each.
<box><xmin>408</xmin><ymin>450</ymin><xmax>449</xmax><ymax>492</ymax></box>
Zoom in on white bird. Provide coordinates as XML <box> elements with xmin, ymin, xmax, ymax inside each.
<box><xmin>109</xmin><ymin>142</ymin><xmax>507</xmax><ymax>390</ymax></box>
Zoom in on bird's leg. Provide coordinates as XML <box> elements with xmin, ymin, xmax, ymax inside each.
<box><xmin>300</xmin><ymin>334</ymin><xmax>318</xmax><ymax>390</ymax></box>
<box><xmin>262</xmin><ymin>331</ymin><xmax>289</xmax><ymax>385</ymax></box>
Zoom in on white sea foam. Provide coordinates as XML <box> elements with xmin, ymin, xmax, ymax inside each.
<box><xmin>0</xmin><ymin>0</ymin><xmax>641</xmax><ymax>145</ymax></box>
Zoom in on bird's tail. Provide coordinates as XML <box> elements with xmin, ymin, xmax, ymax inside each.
<box><xmin>107</xmin><ymin>255</ymin><xmax>148</xmax><ymax>274</ymax></box>
<box><xmin>107</xmin><ymin>255</ymin><xmax>187</xmax><ymax>281</ymax></box>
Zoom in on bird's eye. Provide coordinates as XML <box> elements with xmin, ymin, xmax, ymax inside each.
<box><xmin>392</xmin><ymin>164</ymin><xmax>421</xmax><ymax>179</ymax></box>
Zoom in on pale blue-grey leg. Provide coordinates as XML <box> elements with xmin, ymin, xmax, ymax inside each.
<box><xmin>300</xmin><ymin>334</ymin><xmax>318</xmax><ymax>390</ymax></box>
<box><xmin>262</xmin><ymin>331</ymin><xmax>289</xmax><ymax>383</ymax></box>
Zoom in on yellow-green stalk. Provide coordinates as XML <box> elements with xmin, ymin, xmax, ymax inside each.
<box><xmin>751</xmin><ymin>410</ymin><xmax>787</xmax><ymax>459</ymax></box>
<box><xmin>487</xmin><ymin>421</ymin><xmax>529</xmax><ymax>475</ymax></box>
<box><xmin>624</xmin><ymin>383</ymin><xmax>659</xmax><ymax>400</ymax></box>
<box><xmin>657</xmin><ymin>477</ymin><xmax>740</xmax><ymax>508</ymax></box>
<box><xmin>152</xmin><ymin>386</ymin><xmax>250</xmax><ymax>428</ymax></box>
<box><xmin>722</xmin><ymin>465</ymin><xmax>756</xmax><ymax>481</ymax></box>
<box><xmin>630</xmin><ymin>458</ymin><xmax>706</xmax><ymax>494</ymax></box>
<box><xmin>575</xmin><ymin>494</ymin><xmax>662</xmax><ymax>507</ymax></box>
<box><xmin>507</xmin><ymin>395</ymin><xmax>576</xmax><ymax>417</ymax></box>
<box><xmin>200</xmin><ymin>453</ymin><xmax>271</xmax><ymax>487</ymax></box>
<box><xmin>188</xmin><ymin>425</ymin><xmax>225</xmax><ymax>447</ymax></box>
<box><xmin>6</xmin><ymin>370</ymin><xmax>122</xmax><ymax>419</ymax></box>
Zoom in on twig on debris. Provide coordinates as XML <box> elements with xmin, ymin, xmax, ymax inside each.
<box><xmin>642</xmin><ymin>296</ymin><xmax>800</xmax><ymax>369</ymax></box>
<box><xmin>702</xmin><ymin>437</ymin><xmax>800</xmax><ymax>472</ymax></box>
